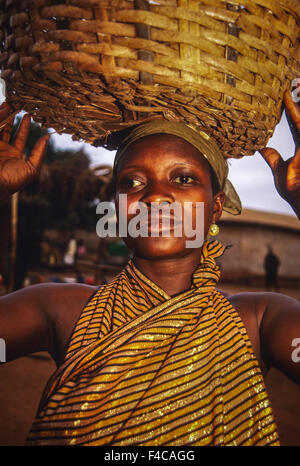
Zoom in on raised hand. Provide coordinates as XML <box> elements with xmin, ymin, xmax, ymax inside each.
<box><xmin>259</xmin><ymin>88</ymin><xmax>300</xmax><ymax>219</ymax></box>
<box><xmin>0</xmin><ymin>102</ymin><xmax>49</xmax><ymax>202</ymax></box>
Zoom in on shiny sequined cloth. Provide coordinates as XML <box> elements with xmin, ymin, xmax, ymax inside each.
<box><xmin>27</xmin><ymin>240</ymin><xmax>279</xmax><ymax>446</ymax></box>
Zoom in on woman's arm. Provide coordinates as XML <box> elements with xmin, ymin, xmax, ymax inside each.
<box><xmin>0</xmin><ymin>104</ymin><xmax>98</xmax><ymax>365</ymax></box>
<box><xmin>259</xmin><ymin>88</ymin><xmax>300</xmax><ymax>218</ymax></box>
<box><xmin>0</xmin><ymin>283</ymin><xmax>97</xmax><ymax>366</ymax></box>
<box><xmin>259</xmin><ymin>292</ymin><xmax>300</xmax><ymax>385</ymax></box>
<box><xmin>0</xmin><ymin>284</ymin><xmax>54</xmax><ymax>362</ymax></box>
<box><xmin>257</xmin><ymin>85</ymin><xmax>300</xmax><ymax>382</ymax></box>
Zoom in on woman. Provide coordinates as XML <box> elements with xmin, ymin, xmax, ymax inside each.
<box><xmin>0</xmin><ymin>90</ymin><xmax>299</xmax><ymax>446</ymax></box>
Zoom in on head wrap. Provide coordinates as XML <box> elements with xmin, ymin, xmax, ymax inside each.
<box><xmin>113</xmin><ymin>120</ymin><xmax>242</xmax><ymax>215</ymax></box>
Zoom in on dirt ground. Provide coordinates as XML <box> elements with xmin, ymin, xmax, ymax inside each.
<box><xmin>0</xmin><ymin>283</ymin><xmax>299</xmax><ymax>446</ymax></box>
<box><xmin>0</xmin><ymin>353</ymin><xmax>55</xmax><ymax>446</ymax></box>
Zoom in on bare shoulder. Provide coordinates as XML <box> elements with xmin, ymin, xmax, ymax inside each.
<box><xmin>253</xmin><ymin>291</ymin><xmax>300</xmax><ymax>383</ymax></box>
<box><xmin>216</xmin><ymin>289</ymin><xmax>265</xmax><ymax>363</ymax></box>
<box><xmin>35</xmin><ymin>282</ymin><xmax>98</xmax><ymax>365</ymax></box>
<box><xmin>36</xmin><ymin>282</ymin><xmax>98</xmax><ymax>314</ymax></box>
<box><xmin>216</xmin><ymin>288</ymin><xmax>300</xmax><ymax>379</ymax></box>
<box><xmin>4</xmin><ymin>281</ymin><xmax>97</xmax><ymax>304</ymax></box>
<box><xmin>0</xmin><ymin>282</ymin><xmax>98</xmax><ymax>365</ymax></box>
<box><xmin>216</xmin><ymin>288</ymin><xmax>299</xmax><ymax>325</ymax></box>
<box><xmin>13</xmin><ymin>281</ymin><xmax>98</xmax><ymax>322</ymax></box>
<box><xmin>216</xmin><ymin>288</ymin><xmax>260</xmax><ymax>324</ymax></box>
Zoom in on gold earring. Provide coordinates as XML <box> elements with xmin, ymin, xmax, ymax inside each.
<box><xmin>209</xmin><ymin>223</ymin><xmax>219</xmax><ymax>236</ymax></box>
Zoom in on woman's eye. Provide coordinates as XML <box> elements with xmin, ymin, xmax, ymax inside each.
<box><xmin>120</xmin><ymin>178</ymin><xmax>142</xmax><ymax>189</ymax></box>
<box><xmin>174</xmin><ymin>175</ymin><xmax>195</xmax><ymax>185</ymax></box>
<box><xmin>130</xmin><ymin>179</ymin><xmax>142</xmax><ymax>188</ymax></box>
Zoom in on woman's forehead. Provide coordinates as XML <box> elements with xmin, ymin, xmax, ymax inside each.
<box><xmin>116</xmin><ymin>133</ymin><xmax>211</xmax><ymax>172</ymax></box>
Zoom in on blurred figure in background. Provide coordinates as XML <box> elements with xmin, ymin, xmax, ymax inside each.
<box><xmin>76</xmin><ymin>238</ymin><xmax>87</xmax><ymax>261</ymax></box>
<box><xmin>264</xmin><ymin>244</ymin><xmax>280</xmax><ymax>292</ymax></box>
<box><xmin>63</xmin><ymin>234</ymin><xmax>77</xmax><ymax>269</ymax></box>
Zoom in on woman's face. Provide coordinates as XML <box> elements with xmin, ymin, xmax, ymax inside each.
<box><xmin>114</xmin><ymin>134</ymin><xmax>225</xmax><ymax>260</ymax></box>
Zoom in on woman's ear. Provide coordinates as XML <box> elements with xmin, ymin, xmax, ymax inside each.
<box><xmin>212</xmin><ymin>191</ymin><xmax>225</xmax><ymax>223</ymax></box>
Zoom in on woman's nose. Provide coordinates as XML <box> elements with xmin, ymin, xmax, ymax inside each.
<box><xmin>141</xmin><ymin>182</ymin><xmax>174</xmax><ymax>206</ymax></box>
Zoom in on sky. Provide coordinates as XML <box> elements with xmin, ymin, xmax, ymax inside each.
<box><xmin>49</xmin><ymin>109</ymin><xmax>297</xmax><ymax>217</ymax></box>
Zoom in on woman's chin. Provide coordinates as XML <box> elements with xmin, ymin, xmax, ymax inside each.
<box><xmin>124</xmin><ymin>236</ymin><xmax>197</xmax><ymax>260</ymax></box>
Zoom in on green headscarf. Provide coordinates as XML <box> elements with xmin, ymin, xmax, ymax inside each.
<box><xmin>114</xmin><ymin>120</ymin><xmax>242</xmax><ymax>215</ymax></box>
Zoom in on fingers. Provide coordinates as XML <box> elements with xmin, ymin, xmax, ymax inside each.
<box><xmin>0</xmin><ymin>140</ymin><xmax>23</xmax><ymax>158</ymax></box>
<box><xmin>0</xmin><ymin>112</ymin><xmax>18</xmax><ymax>133</ymax></box>
<box><xmin>1</xmin><ymin>115</ymin><xmax>14</xmax><ymax>144</ymax></box>
<box><xmin>284</xmin><ymin>88</ymin><xmax>300</xmax><ymax>148</ymax></box>
<box><xmin>0</xmin><ymin>103</ymin><xmax>17</xmax><ymax>143</ymax></box>
<box><xmin>258</xmin><ymin>147</ymin><xmax>284</xmax><ymax>173</ymax></box>
<box><xmin>0</xmin><ymin>102</ymin><xmax>12</xmax><ymax>120</ymax></box>
<box><xmin>289</xmin><ymin>145</ymin><xmax>300</xmax><ymax>168</ymax></box>
<box><xmin>284</xmin><ymin>89</ymin><xmax>300</xmax><ymax>133</ymax></box>
<box><xmin>12</xmin><ymin>114</ymin><xmax>31</xmax><ymax>155</ymax></box>
<box><xmin>28</xmin><ymin>134</ymin><xmax>50</xmax><ymax>172</ymax></box>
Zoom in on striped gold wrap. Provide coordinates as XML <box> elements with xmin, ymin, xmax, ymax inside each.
<box><xmin>27</xmin><ymin>240</ymin><xmax>279</xmax><ymax>446</ymax></box>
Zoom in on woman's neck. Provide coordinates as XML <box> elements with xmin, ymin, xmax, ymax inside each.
<box><xmin>133</xmin><ymin>250</ymin><xmax>203</xmax><ymax>297</ymax></box>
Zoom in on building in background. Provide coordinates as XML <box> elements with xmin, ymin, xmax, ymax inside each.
<box><xmin>218</xmin><ymin>208</ymin><xmax>300</xmax><ymax>289</ymax></box>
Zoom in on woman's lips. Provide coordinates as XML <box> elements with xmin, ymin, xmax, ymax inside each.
<box><xmin>138</xmin><ymin>214</ymin><xmax>183</xmax><ymax>235</ymax></box>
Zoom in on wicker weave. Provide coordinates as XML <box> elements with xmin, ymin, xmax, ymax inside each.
<box><xmin>0</xmin><ymin>0</ymin><xmax>299</xmax><ymax>156</ymax></box>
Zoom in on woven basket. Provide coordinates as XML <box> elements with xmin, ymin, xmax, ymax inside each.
<box><xmin>0</xmin><ymin>0</ymin><xmax>299</xmax><ymax>157</ymax></box>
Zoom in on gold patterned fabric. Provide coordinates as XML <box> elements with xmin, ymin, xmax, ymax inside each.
<box><xmin>27</xmin><ymin>240</ymin><xmax>279</xmax><ymax>446</ymax></box>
